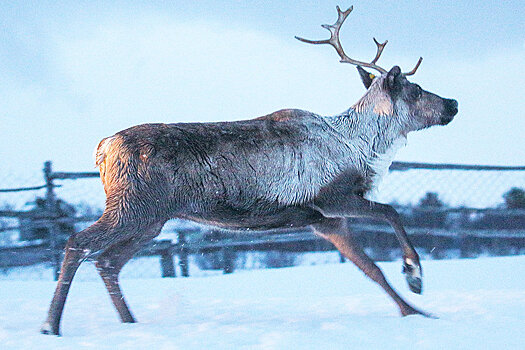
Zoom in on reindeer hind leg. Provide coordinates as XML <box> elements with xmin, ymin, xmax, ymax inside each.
<box><xmin>41</xmin><ymin>218</ymin><xmax>115</xmax><ymax>335</ymax></box>
<box><xmin>95</xmin><ymin>222</ymin><xmax>164</xmax><ymax>323</ymax></box>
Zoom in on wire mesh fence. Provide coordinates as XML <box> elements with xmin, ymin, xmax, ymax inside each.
<box><xmin>1</xmin><ymin>161</ymin><xmax>524</xmax><ymax>281</ymax></box>
<box><xmin>378</xmin><ymin>165</ymin><xmax>525</xmax><ymax>209</ymax></box>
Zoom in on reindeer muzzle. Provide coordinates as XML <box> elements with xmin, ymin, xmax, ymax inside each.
<box><xmin>440</xmin><ymin>98</ymin><xmax>458</xmax><ymax>125</ymax></box>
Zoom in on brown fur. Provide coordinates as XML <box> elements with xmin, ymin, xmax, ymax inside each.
<box><xmin>256</xmin><ymin>109</ymin><xmax>303</xmax><ymax>122</ymax></box>
<box><xmin>352</xmin><ymin>77</ymin><xmax>394</xmax><ymax>117</ymax></box>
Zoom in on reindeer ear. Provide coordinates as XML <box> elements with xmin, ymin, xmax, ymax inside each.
<box><xmin>356</xmin><ymin>66</ymin><xmax>374</xmax><ymax>89</ymax></box>
<box><xmin>386</xmin><ymin>65</ymin><xmax>402</xmax><ymax>91</ymax></box>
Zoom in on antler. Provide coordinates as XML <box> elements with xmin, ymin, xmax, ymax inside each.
<box><xmin>295</xmin><ymin>6</ymin><xmax>422</xmax><ymax>76</ymax></box>
<box><xmin>403</xmin><ymin>57</ymin><xmax>423</xmax><ymax>76</ymax></box>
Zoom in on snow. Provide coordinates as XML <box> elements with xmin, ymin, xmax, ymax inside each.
<box><xmin>1</xmin><ymin>256</ymin><xmax>524</xmax><ymax>349</ymax></box>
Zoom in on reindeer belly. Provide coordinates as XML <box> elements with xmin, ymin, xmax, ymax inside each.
<box><xmin>183</xmin><ymin>203</ymin><xmax>324</xmax><ymax>231</ymax></box>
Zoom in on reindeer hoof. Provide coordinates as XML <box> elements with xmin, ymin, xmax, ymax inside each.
<box><xmin>40</xmin><ymin>322</ymin><xmax>60</xmax><ymax>336</ymax></box>
<box><xmin>401</xmin><ymin>305</ymin><xmax>437</xmax><ymax>319</ymax></box>
<box><xmin>402</xmin><ymin>258</ymin><xmax>422</xmax><ymax>294</ymax></box>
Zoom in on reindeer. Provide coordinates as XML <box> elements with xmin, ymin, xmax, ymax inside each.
<box><xmin>41</xmin><ymin>6</ymin><xmax>458</xmax><ymax>335</ymax></box>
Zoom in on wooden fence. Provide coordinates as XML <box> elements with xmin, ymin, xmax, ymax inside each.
<box><xmin>1</xmin><ymin>161</ymin><xmax>524</xmax><ymax>279</ymax></box>
<box><xmin>3</xmin><ymin>223</ymin><xmax>524</xmax><ymax>278</ymax></box>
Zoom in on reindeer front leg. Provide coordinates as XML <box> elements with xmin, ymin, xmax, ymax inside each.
<box><xmin>311</xmin><ymin>191</ymin><xmax>423</xmax><ymax>294</ymax></box>
<box><xmin>311</xmin><ymin>218</ymin><xmax>431</xmax><ymax>317</ymax></box>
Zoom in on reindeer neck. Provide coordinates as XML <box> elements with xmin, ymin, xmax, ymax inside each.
<box><xmin>323</xmin><ymin>107</ymin><xmax>407</xmax><ymax>198</ymax></box>
<box><xmin>325</xmin><ymin>107</ymin><xmax>406</xmax><ymax>156</ymax></box>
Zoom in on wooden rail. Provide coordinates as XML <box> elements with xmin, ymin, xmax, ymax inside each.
<box><xmin>390</xmin><ymin>161</ymin><xmax>525</xmax><ymax>171</ymax></box>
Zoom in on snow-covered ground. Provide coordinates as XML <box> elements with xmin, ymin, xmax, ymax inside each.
<box><xmin>1</xmin><ymin>256</ymin><xmax>524</xmax><ymax>349</ymax></box>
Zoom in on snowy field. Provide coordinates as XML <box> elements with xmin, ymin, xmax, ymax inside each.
<box><xmin>1</xmin><ymin>256</ymin><xmax>524</xmax><ymax>349</ymax></box>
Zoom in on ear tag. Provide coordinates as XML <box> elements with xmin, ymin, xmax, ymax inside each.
<box><xmin>369</xmin><ymin>73</ymin><xmax>375</xmax><ymax>80</ymax></box>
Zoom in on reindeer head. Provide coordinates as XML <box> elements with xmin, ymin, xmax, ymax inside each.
<box><xmin>296</xmin><ymin>5</ymin><xmax>458</xmax><ymax>133</ymax></box>
<box><xmin>355</xmin><ymin>65</ymin><xmax>458</xmax><ymax>132</ymax></box>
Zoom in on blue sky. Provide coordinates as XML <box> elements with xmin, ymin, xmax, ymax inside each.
<box><xmin>1</xmin><ymin>0</ymin><xmax>524</xmax><ymax>182</ymax></box>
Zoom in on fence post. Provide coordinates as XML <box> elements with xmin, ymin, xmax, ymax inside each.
<box><xmin>43</xmin><ymin>161</ymin><xmax>61</xmax><ymax>281</ymax></box>
<box><xmin>160</xmin><ymin>247</ymin><xmax>176</xmax><ymax>278</ymax></box>
<box><xmin>222</xmin><ymin>246</ymin><xmax>235</xmax><ymax>274</ymax></box>
<box><xmin>178</xmin><ymin>230</ymin><xmax>189</xmax><ymax>277</ymax></box>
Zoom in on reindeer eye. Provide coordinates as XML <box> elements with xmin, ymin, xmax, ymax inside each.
<box><xmin>416</xmin><ymin>85</ymin><xmax>423</xmax><ymax>98</ymax></box>
<box><xmin>414</xmin><ymin>85</ymin><xmax>422</xmax><ymax>99</ymax></box>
